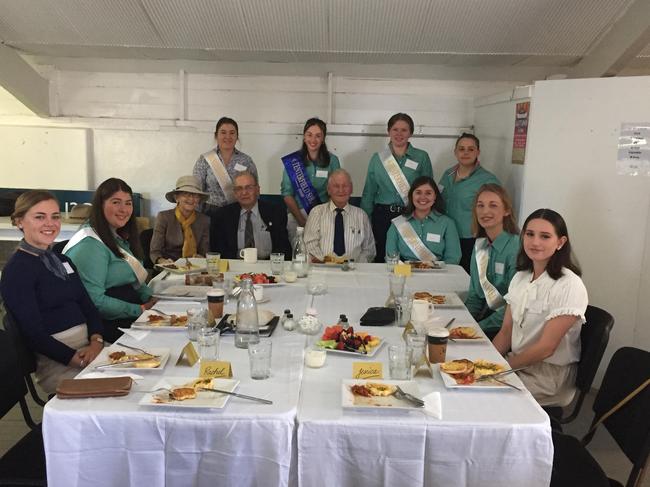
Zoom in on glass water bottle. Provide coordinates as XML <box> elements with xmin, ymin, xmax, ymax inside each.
<box><xmin>292</xmin><ymin>226</ymin><xmax>310</xmax><ymax>278</ymax></box>
<box><xmin>235</xmin><ymin>277</ymin><xmax>260</xmax><ymax>348</ymax></box>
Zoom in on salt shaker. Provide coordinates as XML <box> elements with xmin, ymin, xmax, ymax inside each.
<box><xmin>283</xmin><ymin>313</ymin><xmax>296</xmax><ymax>331</ymax></box>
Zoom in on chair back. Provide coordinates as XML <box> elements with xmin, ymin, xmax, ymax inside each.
<box><xmin>0</xmin><ymin>328</ymin><xmax>29</xmax><ymax>419</ymax></box>
<box><xmin>576</xmin><ymin>305</ymin><xmax>614</xmax><ymax>392</ymax></box>
<box><xmin>593</xmin><ymin>347</ymin><xmax>650</xmax><ymax>487</ymax></box>
<box><xmin>52</xmin><ymin>239</ymin><xmax>69</xmax><ymax>254</ymax></box>
<box><xmin>140</xmin><ymin>228</ymin><xmax>154</xmax><ymax>269</ymax></box>
<box><xmin>2</xmin><ymin>311</ymin><xmax>38</xmax><ymax>376</ymax></box>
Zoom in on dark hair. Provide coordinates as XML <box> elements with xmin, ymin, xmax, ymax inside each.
<box><xmin>471</xmin><ymin>184</ymin><xmax>519</xmax><ymax>237</ymax></box>
<box><xmin>387</xmin><ymin>113</ymin><xmax>414</xmax><ymax>134</ymax></box>
<box><xmin>404</xmin><ymin>176</ymin><xmax>445</xmax><ymax>216</ymax></box>
<box><xmin>214</xmin><ymin>117</ymin><xmax>239</xmax><ymax>137</ymax></box>
<box><xmin>455</xmin><ymin>132</ymin><xmax>480</xmax><ymax>150</ymax></box>
<box><xmin>300</xmin><ymin>118</ymin><xmax>330</xmax><ymax>168</ymax></box>
<box><xmin>11</xmin><ymin>190</ymin><xmax>59</xmax><ymax>228</ymax></box>
<box><xmin>516</xmin><ymin>208</ymin><xmax>581</xmax><ymax>279</ymax></box>
<box><xmin>90</xmin><ymin>178</ymin><xmax>143</xmax><ymax>260</ymax></box>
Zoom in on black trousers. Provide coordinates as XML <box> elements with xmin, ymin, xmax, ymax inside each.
<box><xmin>371</xmin><ymin>204</ymin><xmax>405</xmax><ymax>263</ymax></box>
<box><xmin>459</xmin><ymin>237</ymin><xmax>475</xmax><ymax>274</ymax></box>
<box><xmin>102</xmin><ymin>285</ymin><xmax>144</xmax><ymax>343</ymax></box>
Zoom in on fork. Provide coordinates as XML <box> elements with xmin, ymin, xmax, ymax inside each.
<box><xmin>115</xmin><ymin>341</ymin><xmax>155</xmax><ymax>356</ymax></box>
<box><xmin>149</xmin><ymin>308</ymin><xmax>172</xmax><ymax>317</ymax></box>
<box><xmin>393</xmin><ymin>386</ymin><xmax>424</xmax><ymax>407</ymax></box>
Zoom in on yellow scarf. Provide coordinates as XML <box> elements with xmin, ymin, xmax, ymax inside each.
<box><xmin>175</xmin><ymin>207</ymin><xmax>197</xmax><ymax>258</ymax></box>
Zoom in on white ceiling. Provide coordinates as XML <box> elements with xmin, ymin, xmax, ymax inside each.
<box><xmin>0</xmin><ymin>0</ymin><xmax>648</xmax><ymax>74</ymax></box>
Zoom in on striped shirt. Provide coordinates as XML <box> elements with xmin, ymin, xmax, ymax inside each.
<box><xmin>304</xmin><ymin>201</ymin><xmax>376</xmax><ymax>263</ymax></box>
<box><xmin>193</xmin><ymin>146</ymin><xmax>258</xmax><ymax>208</ymax></box>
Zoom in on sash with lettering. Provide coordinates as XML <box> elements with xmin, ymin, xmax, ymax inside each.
<box><xmin>203</xmin><ymin>149</ymin><xmax>236</xmax><ymax>204</ymax></box>
<box><xmin>62</xmin><ymin>227</ymin><xmax>148</xmax><ymax>286</ymax></box>
<box><xmin>281</xmin><ymin>151</ymin><xmax>321</xmax><ymax>213</ymax></box>
<box><xmin>380</xmin><ymin>148</ymin><xmax>410</xmax><ymax>206</ymax></box>
<box><xmin>392</xmin><ymin>215</ymin><xmax>437</xmax><ymax>262</ymax></box>
<box><xmin>474</xmin><ymin>237</ymin><xmax>505</xmax><ymax>310</ymax></box>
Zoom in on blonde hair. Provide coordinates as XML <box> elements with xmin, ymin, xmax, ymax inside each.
<box><xmin>471</xmin><ymin>184</ymin><xmax>518</xmax><ymax>237</ymax></box>
<box><xmin>11</xmin><ymin>190</ymin><xmax>59</xmax><ymax>229</ymax></box>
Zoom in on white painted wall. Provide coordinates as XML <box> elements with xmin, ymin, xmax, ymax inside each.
<box><xmin>521</xmin><ymin>76</ymin><xmax>650</xmax><ymax>383</ymax></box>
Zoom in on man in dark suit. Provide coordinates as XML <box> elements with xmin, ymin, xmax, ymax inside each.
<box><xmin>209</xmin><ymin>171</ymin><xmax>291</xmax><ymax>259</ymax></box>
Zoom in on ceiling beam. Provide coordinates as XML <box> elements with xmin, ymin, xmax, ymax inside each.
<box><xmin>568</xmin><ymin>0</ymin><xmax>650</xmax><ymax>78</ymax></box>
<box><xmin>0</xmin><ymin>44</ymin><xmax>50</xmax><ymax>116</ymax></box>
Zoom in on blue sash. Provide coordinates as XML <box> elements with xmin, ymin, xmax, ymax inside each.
<box><xmin>281</xmin><ymin>151</ymin><xmax>321</xmax><ymax>213</ymax></box>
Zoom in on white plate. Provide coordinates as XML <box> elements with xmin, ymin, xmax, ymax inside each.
<box><xmin>413</xmin><ymin>291</ymin><xmax>464</xmax><ymax>308</ymax></box>
<box><xmin>92</xmin><ymin>347</ymin><xmax>170</xmax><ymax>371</ymax></box>
<box><xmin>154</xmin><ymin>285</ymin><xmax>212</xmax><ymax>300</ymax></box>
<box><xmin>139</xmin><ymin>377</ymin><xmax>240</xmax><ymax>409</ymax></box>
<box><xmin>323</xmin><ymin>339</ymin><xmax>384</xmax><ymax>358</ymax></box>
<box><xmin>448</xmin><ymin>325</ymin><xmax>488</xmax><ymax>342</ymax></box>
<box><xmin>408</xmin><ymin>261</ymin><xmax>447</xmax><ymax>272</ymax></box>
<box><xmin>155</xmin><ymin>257</ymin><xmax>207</xmax><ymax>275</ymax></box>
<box><xmin>342</xmin><ymin>379</ymin><xmax>423</xmax><ymax>410</ymax></box>
<box><xmin>438</xmin><ymin>365</ymin><xmax>516</xmax><ymax>390</ymax></box>
<box><xmin>311</xmin><ymin>262</ymin><xmax>346</xmax><ymax>268</ymax></box>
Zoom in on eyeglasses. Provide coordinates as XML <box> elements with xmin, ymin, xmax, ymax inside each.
<box><xmin>233</xmin><ymin>185</ymin><xmax>257</xmax><ymax>193</ymax></box>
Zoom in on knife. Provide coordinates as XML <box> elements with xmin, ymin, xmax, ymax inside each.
<box><xmin>475</xmin><ymin>365</ymin><xmax>528</xmax><ymax>382</ymax></box>
<box><xmin>94</xmin><ymin>356</ymin><xmax>161</xmax><ymax>369</ymax></box>
<box><xmin>200</xmin><ymin>388</ymin><xmax>273</xmax><ymax>404</ymax></box>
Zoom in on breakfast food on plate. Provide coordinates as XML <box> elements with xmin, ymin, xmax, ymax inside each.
<box><xmin>185</xmin><ymin>272</ymin><xmax>216</xmax><ymax>286</ymax></box>
<box><xmin>108</xmin><ymin>351</ymin><xmax>126</xmax><ymax>361</ymax></box>
<box><xmin>151</xmin><ymin>378</ymin><xmax>214</xmax><ymax>404</ymax></box>
<box><xmin>449</xmin><ymin>326</ymin><xmax>478</xmax><ymax>339</ymax></box>
<box><xmin>409</xmin><ymin>261</ymin><xmax>435</xmax><ymax>269</ymax></box>
<box><xmin>350</xmin><ymin>382</ymin><xmax>397</xmax><ymax>398</ymax></box>
<box><xmin>147</xmin><ymin>314</ymin><xmax>167</xmax><ymax>324</ymax></box>
<box><xmin>190</xmin><ymin>378</ymin><xmax>213</xmax><ymax>391</ymax></box>
<box><xmin>108</xmin><ymin>351</ymin><xmax>161</xmax><ymax>368</ymax></box>
<box><xmin>317</xmin><ymin>325</ymin><xmax>380</xmax><ymax>353</ymax></box>
<box><xmin>170</xmin><ymin>387</ymin><xmax>197</xmax><ymax>401</ymax></box>
<box><xmin>146</xmin><ymin>314</ymin><xmax>187</xmax><ymax>327</ymax></box>
<box><xmin>323</xmin><ymin>254</ymin><xmax>347</xmax><ymax>264</ymax></box>
<box><xmin>440</xmin><ymin>358</ymin><xmax>507</xmax><ymax>385</ymax></box>
<box><xmin>413</xmin><ymin>291</ymin><xmax>446</xmax><ymax>305</ymax></box>
<box><xmin>235</xmin><ymin>273</ymin><xmax>276</xmax><ymax>284</ymax></box>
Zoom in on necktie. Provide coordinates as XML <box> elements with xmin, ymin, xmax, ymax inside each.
<box><xmin>333</xmin><ymin>208</ymin><xmax>345</xmax><ymax>256</ymax></box>
<box><xmin>244</xmin><ymin>210</ymin><xmax>255</xmax><ymax>248</ymax></box>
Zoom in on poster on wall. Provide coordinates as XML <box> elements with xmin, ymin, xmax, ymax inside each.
<box><xmin>617</xmin><ymin>123</ymin><xmax>650</xmax><ymax>176</ymax></box>
<box><xmin>511</xmin><ymin>102</ymin><xmax>530</xmax><ymax>165</ymax></box>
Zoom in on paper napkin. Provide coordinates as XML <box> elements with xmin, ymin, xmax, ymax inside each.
<box><xmin>79</xmin><ymin>371</ymin><xmax>144</xmax><ymax>381</ymax></box>
<box><xmin>118</xmin><ymin>328</ymin><xmax>150</xmax><ymax>341</ymax></box>
<box><xmin>422</xmin><ymin>391</ymin><xmax>442</xmax><ymax>419</ymax></box>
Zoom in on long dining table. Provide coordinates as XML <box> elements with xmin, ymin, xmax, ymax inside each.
<box><xmin>42</xmin><ymin>261</ymin><xmax>553</xmax><ymax>487</ymax></box>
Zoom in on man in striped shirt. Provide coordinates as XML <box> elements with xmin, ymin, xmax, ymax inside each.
<box><xmin>304</xmin><ymin>169</ymin><xmax>376</xmax><ymax>263</ymax></box>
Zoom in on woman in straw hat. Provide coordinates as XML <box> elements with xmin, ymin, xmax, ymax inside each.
<box><xmin>150</xmin><ymin>175</ymin><xmax>210</xmax><ymax>265</ymax></box>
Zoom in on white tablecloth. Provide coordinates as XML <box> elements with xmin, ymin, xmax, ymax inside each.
<box><xmin>43</xmin><ymin>263</ymin><xmax>553</xmax><ymax>487</ymax></box>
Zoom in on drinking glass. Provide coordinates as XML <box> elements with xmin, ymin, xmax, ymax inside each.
<box><xmin>198</xmin><ymin>327</ymin><xmax>220</xmax><ymax>361</ymax></box>
<box><xmin>306</xmin><ymin>269</ymin><xmax>328</xmax><ymax>295</ymax></box>
<box><xmin>206</xmin><ymin>252</ymin><xmax>221</xmax><ymax>276</ymax></box>
<box><xmin>385</xmin><ymin>252</ymin><xmax>400</xmax><ymax>273</ymax></box>
<box><xmin>394</xmin><ymin>295</ymin><xmax>413</xmax><ymax>327</ymax></box>
<box><xmin>186</xmin><ymin>307</ymin><xmax>208</xmax><ymax>341</ymax></box>
<box><xmin>388</xmin><ymin>344</ymin><xmax>412</xmax><ymax>380</ymax></box>
<box><xmin>406</xmin><ymin>334</ymin><xmax>426</xmax><ymax>368</ymax></box>
<box><xmin>270</xmin><ymin>253</ymin><xmax>285</xmax><ymax>275</ymax></box>
<box><xmin>248</xmin><ymin>339</ymin><xmax>272</xmax><ymax>379</ymax></box>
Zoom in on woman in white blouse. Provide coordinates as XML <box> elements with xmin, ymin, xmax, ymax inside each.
<box><xmin>492</xmin><ymin>209</ymin><xmax>588</xmax><ymax>407</ymax></box>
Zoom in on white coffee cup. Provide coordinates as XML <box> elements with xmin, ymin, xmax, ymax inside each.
<box><xmin>411</xmin><ymin>299</ymin><xmax>434</xmax><ymax>323</ymax></box>
<box><xmin>253</xmin><ymin>284</ymin><xmax>264</xmax><ymax>301</ymax></box>
<box><xmin>239</xmin><ymin>247</ymin><xmax>258</xmax><ymax>263</ymax></box>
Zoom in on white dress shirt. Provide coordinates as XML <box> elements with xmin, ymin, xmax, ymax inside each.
<box><xmin>304</xmin><ymin>201</ymin><xmax>376</xmax><ymax>263</ymax></box>
<box><xmin>237</xmin><ymin>203</ymin><xmax>272</xmax><ymax>259</ymax></box>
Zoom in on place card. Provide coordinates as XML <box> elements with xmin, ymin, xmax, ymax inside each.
<box><xmin>394</xmin><ymin>263</ymin><xmax>412</xmax><ymax>277</ymax></box>
<box><xmin>218</xmin><ymin>259</ymin><xmax>229</xmax><ymax>272</ymax></box>
<box><xmin>352</xmin><ymin>362</ymin><xmax>383</xmax><ymax>379</ymax></box>
<box><xmin>176</xmin><ymin>342</ymin><xmax>200</xmax><ymax>367</ymax></box>
<box><xmin>401</xmin><ymin>322</ymin><xmax>415</xmax><ymax>340</ymax></box>
<box><xmin>199</xmin><ymin>360</ymin><xmax>233</xmax><ymax>378</ymax></box>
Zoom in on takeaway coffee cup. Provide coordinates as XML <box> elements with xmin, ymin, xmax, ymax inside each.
<box><xmin>207</xmin><ymin>289</ymin><xmax>225</xmax><ymax>324</ymax></box>
<box><xmin>239</xmin><ymin>247</ymin><xmax>258</xmax><ymax>263</ymax></box>
<box><xmin>427</xmin><ymin>327</ymin><xmax>449</xmax><ymax>364</ymax></box>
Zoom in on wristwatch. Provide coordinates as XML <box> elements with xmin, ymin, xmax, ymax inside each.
<box><xmin>92</xmin><ymin>336</ymin><xmax>104</xmax><ymax>344</ymax></box>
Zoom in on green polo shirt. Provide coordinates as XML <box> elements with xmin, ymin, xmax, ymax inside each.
<box><xmin>280</xmin><ymin>153</ymin><xmax>341</xmax><ymax>210</ymax></box>
<box><xmin>465</xmin><ymin>231</ymin><xmax>520</xmax><ymax>333</ymax></box>
<box><xmin>438</xmin><ymin>164</ymin><xmax>500</xmax><ymax>238</ymax></box>
<box><xmin>385</xmin><ymin>212</ymin><xmax>461</xmax><ymax>264</ymax></box>
<box><xmin>360</xmin><ymin>144</ymin><xmax>433</xmax><ymax>216</ymax></box>
<box><xmin>64</xmin><ymin>230</ymin><xmax>153</xmax><ymax>320</ymax></box>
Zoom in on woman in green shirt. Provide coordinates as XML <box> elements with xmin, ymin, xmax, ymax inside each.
<box><xmin>439</xmin><ymin>133</ymin><xmax>500</xmax><ymax>273</ymax></box>
<box><xmin>385</xmin><ymin>176</ymin><xmax>461</xmax><ymax>264</ymax></box>
<box><xmin>64</xmin><ymin>178</ymin><xmax>156</xmax><ymax>342</ymax></box>
<box><xmin>465</xmin><ymin>184</ymin><xmax>519</xmax><ymax>339</ymax></box>
<box><xmin>281</xmin><ymin>118</ymin><xmax>341</xmax><ymax>242</ymax></box>
<box><xmin>361</xmin><ymin>113</ymin><xmax>434</xmax><ymax>262</ymax></box>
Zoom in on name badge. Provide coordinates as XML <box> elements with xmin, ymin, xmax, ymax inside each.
<box><xmin>404</xmin><ymin>159</ymin><xmax>418</xmax><ymax>170</ymax></box>
<box><xmin>426</xmin><ymin>233</ymin><xmax>441</xmax><ymax>243</ymax></box>
<box><xmin>234</xmin><ymin>163</ymin><xmax>247</xmax><ymax>171</ymax></box>
<box><xmin>495</xmin><ymin>262</ymin><xmax>505</xmax><ymax>275</ymax></box>
<box><xmin>199</xmin><ymin>360</ymin><xmax>233</xmax><ymax>378</ymax></box>
<box><xmin>62</xmin><ymin>262</ymin><xmax>75</xmax><ymax>274</ymax></box>
<box><xmin>315</xmin><ymin>169</ymin><xmax>328</xmax><ymax>178</ymax></box>
<box><xmin>353</xmin><ymin>362</ymin><xmax>383</xmax><ymax>379</ymax></box>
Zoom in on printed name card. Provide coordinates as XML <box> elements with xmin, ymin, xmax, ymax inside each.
<box><xmin>393</xmin><ymin>263</ymin><xmax>412</xmax><ymax>277</ymax></box>
<box><xmin>353</xmin><ymin>362</ymin><xmax>383</xmax><ymax>379</ymax></box>
<box><xmin>176</xmin><ymin>342</ymin><xmax>200</xmax><ymax>367</ymax></box>
<box><xmin>199</xmin><ymin>360</ymin><xmax>233</xmax><ymax>378</ymax></box>
<box><xmin>401</xmin><ymin>323</ymin><xmax>415</xmax><ymax>341</ymax></box>
<box><xmin>218</xmin><ymin>259</ymin><xmax>229</xmax><ymax>272</ymax></box>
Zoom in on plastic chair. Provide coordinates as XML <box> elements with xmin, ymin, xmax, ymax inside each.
<box><xmin>548</xmin><ymin>305</ymin><xmax>614</xmax><ymax>424</ymax></box>
<box><xmin>583</xmin><ymin>347</ymin><xmax>650</xmax><ymax>487</ymax></box>
<box><xmin>51</xmin><ymin>239</ymin><xmax>69</xmax><ymax>254</ymax></box>
<box><xmin>0</xmin><ymin>328</ymin><xmax>46</xmax><ymax>486</ymax></box>
<box><xmin>2</xmin><ymin>311</ymin><xmax>48</xmax><ymax>407</ymax></box>
<box><xmin>139</xmin><ymin>228</ymin><xmax>154</xmax><ymax>269</ymax></box>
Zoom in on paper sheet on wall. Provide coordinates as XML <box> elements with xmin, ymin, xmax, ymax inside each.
<box><xmin>617</xmin><ymin>123</ymin><xmax>650</xmax><ymax>176</ymax></box>
<box><xmin>511</xmin><ymin>102</ymin><xmax>530</xmax><ymax>165</ymax></box>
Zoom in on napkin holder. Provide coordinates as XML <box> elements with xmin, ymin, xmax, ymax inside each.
<box><xmin>56</xmin><ymin>376</ymin><xmax>133</xmax><ymax>399</ymax></box>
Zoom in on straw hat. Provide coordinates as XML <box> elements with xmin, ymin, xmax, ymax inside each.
<box><xmin>165</xmin><ymin>175</ymin><xmax>209</xmax><ymax>203</ymax></box>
